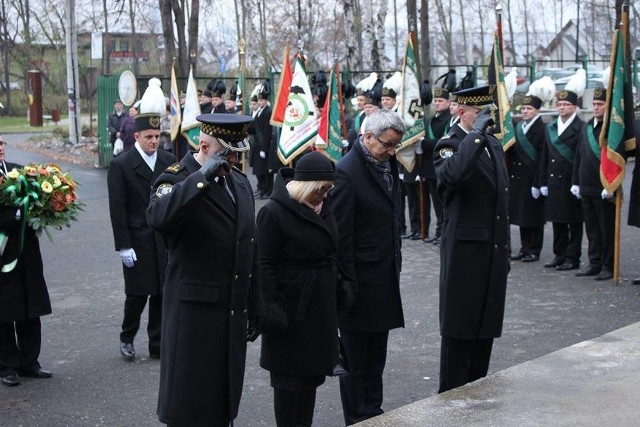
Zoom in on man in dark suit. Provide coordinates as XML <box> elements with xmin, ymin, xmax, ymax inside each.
<box><xmin>333</xmin><ymin>109</ymin><xmax>406</xmax><ymax>425</ymax></box>
<box><xmin>433</xmin><ymin>85</ymin><xmax>510</xmax><ymax>393</ymax></box>
<box><xmin>147</xmin><ymin>113</ymin><xmax>263</xmax><ymax>427</ymax></box>
<box><xmin>420</xmin><ymin>87</ymin><xmax>452</xmax><ymax>244</ymax></box>
<box><xmin>572</xmin><ymin>88</ymin><xmax>614</xmax><ymax>280</ymax></box>
<box><xmin>249</xmin><ymin>83</ymin><xmax>273</xmax><ymax>199</ymax></box>
<box><xmin>508</xmin><ymin>93</ymin><xmax>547</xmax><ymax>262</ymax></box>
<box><xmin>108</xmin><ymin>99</ymin><xmax>127</xmax><ymax>148</ymax></box>
<box><xmin>0</xmin><ymin>136</ymin><xmax>53</xmax><ymax>387</ymax></box>
<box><xmin>540</xmin><ymin>88</ymin><xmax>585</xmax><ymax>271</ymax></box>
<box><xmin>107</xmin><ymin>110</ymin><xmax>175</xmax><ymax>361</ymax></box>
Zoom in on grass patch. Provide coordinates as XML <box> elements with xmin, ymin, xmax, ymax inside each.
<box><xmin>0</xmin><ymin>115</ymin><xmax>66</xmax><ymax>133</ymax></box>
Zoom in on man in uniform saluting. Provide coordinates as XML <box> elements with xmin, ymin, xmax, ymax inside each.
<box><xmin>433</xmin><ymin>85</ymin><xmax>510</xmax><ymax>393</ymax></box>
<box><xmin>147</xmin><ymin>113</ymin><xmax>263</xmax><ymax>427</ymax></box>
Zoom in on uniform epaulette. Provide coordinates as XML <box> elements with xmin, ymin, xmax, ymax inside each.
<box><xmin>232</xmin><ymin>166</ymin><xmax>246</xmax><ymax>177</ymax></box>
<box><xmin>440</xmin><ymin>134</ymin><xmax>452</xmax><ymax>140</ymax></box>
<box><xmin>165</xmin><ymin>163</ymin><xmax>182</xmax><ymax>174</ymax></box>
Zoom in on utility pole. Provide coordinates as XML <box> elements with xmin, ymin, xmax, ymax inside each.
<box><xmin>65</xmin><ymin>0</ymin><xmax>81</xmax><ymax>144</ymax></box>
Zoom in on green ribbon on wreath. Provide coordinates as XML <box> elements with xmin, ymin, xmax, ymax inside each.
<box><xmin>1</xmin><ymin>175</ymin><xmax>38</xmax><ymax>273</ymax></box>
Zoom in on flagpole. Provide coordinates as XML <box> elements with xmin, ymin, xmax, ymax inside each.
<box><xmin>334</xmin><ymin>60</ymin><xmax>348</xmax><ymax>141</ymax></box>
<box><xmin>495</xmin><ymin>3</ymin><xmax>504</xmax><ymax>59</ymax></box>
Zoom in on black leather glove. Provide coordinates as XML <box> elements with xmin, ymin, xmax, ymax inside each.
<box><xmin>200</xmin><ymin>152</ymin><xmax>230</xmax><ymax>181</ymax></box>
<box><xmin>472</xmin><ymin>106</ymin><xmax>496</xmax><ymax>134</ymax></box>
<box><xmin>263</xmin><ymin>301</ymin><xmax>288</xmax><ymax>333</ymax></box>
<box><xmin>337</xmin><ymin>279</ymin><xmax>357</xmax><ymax>313</ymax></box>
<box><xmin>246</xmin><ymin>316</ymin><xmax>264</xmax><ymax>342</ymax></box>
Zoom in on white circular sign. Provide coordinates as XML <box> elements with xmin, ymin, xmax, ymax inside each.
<box><xmin>118</xmin><ymin>71</ymin><xmax>137</xmax><ymax>106</ymax></box>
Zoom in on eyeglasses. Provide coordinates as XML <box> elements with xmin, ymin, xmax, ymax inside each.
<box><xmin>375</xmin><ymin>137</ymin><xmax>401</xmax><ymax>150</ymax></box>
<box><xmin>316</xmin><ymin>184</ymin><xmax>335</xmax><ymax>195</ymax></box>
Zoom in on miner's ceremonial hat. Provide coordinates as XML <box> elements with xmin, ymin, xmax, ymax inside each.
<box><xmin>593</xmin><ymin>87</ymin><xmax>607</xmax><ymax>102</ymax></box>
<box><xmin>135</xmin><ymin>113</ymin><xmax>161</xmax><ymax>132</ymax></box>
<box><xmin>197</xmin><ymin>113</ymin><xmax>253</xmax><ymax>152</ymax></box>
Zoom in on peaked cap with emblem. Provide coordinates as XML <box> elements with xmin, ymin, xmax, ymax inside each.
<box><xmin>452</xmin><ymin>85</ymin><xmax>496</xmax><ymax>107</ymax></box>
<box><xmin>197</xmin><ymin>113</ymin><xmax>253</xmax><ymax>152</ymax></box>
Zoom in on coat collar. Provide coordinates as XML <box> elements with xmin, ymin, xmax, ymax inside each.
<box><xmin>353</xmin><ymin>138</ymin><xmax>398</xmax><ymax>201</ymax></box>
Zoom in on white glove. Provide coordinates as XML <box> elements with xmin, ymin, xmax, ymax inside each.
<box><xmin>341</xmin><ymin>139</ymin><xmax>349</xmax><ymax>148</ymax></box>
<box><xmin>570</xmin><ymin>185</ymin><xmax>581</xmax><ymax>199</ymax></box>
<box><xmin>415</xmin><ymin>175</ymin><xmax>421</xmax><ymax>182</ymax></box>
<box><xmin>259</xmin><ymin>150</ymin><xmax>266</xmax><ymax>159</ymax></box>
<box><xmin>414</xmin><ymin>140</ymin><xmax>424</xmax><ymax>155</ymax></box>
<box><xmin>119</xmin><ymin>248</ymin><xmax>137</xmax><ymax>268</ymax></box>
<box><xmin>398</xmin><ymin>173</ymin><xmax>405</xmax><ymax>180</ymax></box>
<box><xmin>15</xmin><ymin>208</ymin><xmax>21</xmax><ymax>220</ymax></box>
<box><xmin>540</xmin><ymin>186</ymin><xmax>549</xmax><ymax>197</ymax></box>
<box><xmin>602</xmin><ymin>189</ymin><xmax>615</xmax><ymax>199</ymax></box>
<box><xmin>531</xmin><ymin>187</ymin><xmax>541</xmax><ymax>199</ymax></box>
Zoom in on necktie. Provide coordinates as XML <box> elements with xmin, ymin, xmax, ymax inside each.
<box><xmin>218</xmin><ymin>176</ymin><xmax>235</xmax><ymax>203</ymax></box>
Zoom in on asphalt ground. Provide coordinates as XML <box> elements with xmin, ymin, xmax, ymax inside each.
<box><xmin>2</xmin><ymin>134</ymin><xmax>640</xmax><ymax>426</ymax></box>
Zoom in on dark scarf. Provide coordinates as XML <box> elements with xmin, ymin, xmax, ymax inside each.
<box><xmin>359</xmin><ymin>137</ymin><xmax>393</xmax><ymax>191</ymax></box>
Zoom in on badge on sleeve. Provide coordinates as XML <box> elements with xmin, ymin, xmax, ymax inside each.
<box><xmin>439</xmin><ymin>147</ymin><xmax>454</xmax><ymax>159</ymax></box>
<box><xmin>156</xmin><ymin>183</ymin><xmax>173</xmax><ymax>197</ymax></box>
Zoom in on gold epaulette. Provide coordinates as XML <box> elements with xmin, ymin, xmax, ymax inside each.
<box><xmin>165</xmin><ymin>163</ymin><xmax>182</xmax><ymax>174</ymax></box>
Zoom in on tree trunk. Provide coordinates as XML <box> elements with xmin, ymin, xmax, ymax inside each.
<box><xmin>434</xmin><ymin>0</ymin><xmax>453</xmax><ymax>65</ymax></box>
<box><xmin>160</xmin><ymin>0</ymin><xmax>175</xmax><ymax>77</ymax></box>
<box><xmin>458</xmin><ymin>0</ymin><xmax>468</xmax><ymax>63</ymax></box>
<box><xmin>171</xmin><ymin>1</ymin><xmax>187</xmax><ymax>76</ymax></box>
<box><xmin>507</xmin><ymin>0</ymin><xmax>515</xmax><ymax>63</ymax></box>
<box><xmin>342</xmin><ymin>0</ymin><xmax>357</xmax><ymax>73</ymax></box>
<box><xmin>375</xmin><ymin>0</ymin><xmax>388</xmax><ymax>69</ymax></box>
<box><xmin>419</xmin><ymin>0</ymin><xmax>430</xmax><ymax>80</ymax></box>
<box><xmin>188</xmin><ymin>0</ymin><xmax>199</xmax><ymax>77</ymax></box>
<box><xmin>103</xmin><ymin>0</ymin><xmax>109</xmax><ymax>74</ymax></box>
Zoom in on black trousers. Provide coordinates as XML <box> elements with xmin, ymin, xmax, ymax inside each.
<box><xmin>339</xmin><ymin>330</ymin><xmax>389</xmax><ymax>426</ymax></box>
<box><xmin>438</xmin><ymin>336</ymin><xmax>494</xmax><ymax>393</ymax></box>
<box><xmin>120</xmin><ymin>294</ymin><xmax>162</xmax><ymax>354</ymax></box>
<box><xmin>582</xmin><ymin>195</ymin><xmax>615</xmax><ymax>271</ymax></box>
<box><xmin>0</xmin><ymin>317</ymin><xmax>43</xmax><ymax>376</ymax></box>
<box><xmin>427</xmin><ymin>179</ymin><xmax>443</xmax><ymax>238</ymax></box>
<box><xmin>273</xmin><ymin>388</ymin><xmax>317</xmax><ymax>427</ymax></box>
<box><xmin>405</xmin><ymin>181</ymin><xmax>431</xmax><ymax>236</ymax></box>
<box><xmin>552</xmin><ymin>222</ymin><xmax>583</xmax><ymax>262</ymax></box>
<box><xmin>519</xmin><ymin>225</ymin><xmax>544</xmax><ymax>256</ymax></box>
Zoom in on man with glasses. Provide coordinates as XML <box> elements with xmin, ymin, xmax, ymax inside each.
<box><xmin>147</xmin><ymin>113</ymin><xmax>264</xmax><ymax>427</ymax></box>
<box><xmin>433</xmin><ymin>85</ymin><xmax>510</xmax><ymax>393</ymax></box>
<box><xmin>332</xmin><ymin>109</ymin><xmax>406</xmax><ymax>425</ymax></box>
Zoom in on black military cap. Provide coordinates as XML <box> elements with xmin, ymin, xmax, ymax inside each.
<box><xmin>197</xmin><ymin>113</ymin><xmax>253</xmax><ymax>152</ymax></box>
<box><xmin>452</xmin><ymin>85</ymin><xmax>496</xmax><ymax>107</ymax></box>
<box><xmin>135</xmin><ymin>113</ymin><xmax>161</xmax><ymax>132</ymax></box>
<box><xmin>593</xmin><ymin>87</ymin><xmax>607</xmax><ymax>102</ymax></box>
<box><xmin>522</xmin><ymin>95</ymin><xmax>542</xmax><ymax>110</ymax></box>
<box><xmin>433</xmin><ymin>87</ymin><xmax>449</xmax><ymax>100</ymax></box>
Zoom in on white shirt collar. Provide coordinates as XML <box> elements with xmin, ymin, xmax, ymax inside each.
<box><xmin>0</xmin><ymin>161</ymin><xmax>7</xmax><ymax>177</ymax></box>
<box><xmin>522</xmin><ymin>114</ymin><xmax>541</xmax><ymax>134</ymax></box>
<box><xmin>134</xmin><ymin>142</ymin><xmax>157</xmax><ymax>171</ymax></box>
<box><xmin>557</xmin><ymin>112</ymin><xmax>577</xmax><ymax>136</ymax></box>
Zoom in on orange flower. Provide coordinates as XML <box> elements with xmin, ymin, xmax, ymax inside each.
<box><xmin>65</xmin><ymin>194</ymin><xmax>74</xmax><ymax>204</ymax></box>
<box><xmin>50</xmin><ymin>190</ymin><xmax>67</xmax><ymax>212</ymax></box>
<box><xmin>39</xmin><ymin>167</ymin><xmax>49</xmax><ymax>176</ymax></box>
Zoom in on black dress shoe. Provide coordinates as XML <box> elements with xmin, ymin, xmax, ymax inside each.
<box><xmin>120</xmin><ymin>342</ymin><xmax>135</xmax><ymax>361</ymax></box>
<box><xmin>595</xmin><ymin>270</ymin><xmax>613</xmax><ymax>281</ymax></box>
<box><xmin>557</xmin><ymin>261</ymin><xmax>580</xmax><ymax>271</ymax></box>
<box><xmin>633</xmin><ymin>278</ymin><xmax>640</xmax><ymax>285</ymax></box>
<box><xmin>432</xmin><ymin>237</ymin><xmax>441</xmax><ymax>246</ymax></box>
<box><xmin>410</xmin><ymin>233</ymin><xmax>424</xmax><ymax>241</ymax></box>
<box><xmin>521</xmin><ymin>254</ymin><xmax>539</xmax><ymax>262</ymax></box>
<box><xmin>18</xmin><ymin>368</ymin><xmax>52</xmax><ymax>379</ymax></box>
<box><xmin>1</xmin><ymin>374</ymin><xmax>19</xmax><ymax>386</ymax></box>
<box><xmin>510</xmin><ymin>253</ymin><xmax>524</xmax><ymax>261</ymax></box>
<box><xmin>575</xmin><ymin>266</ymin><xmax>601</xmax><ymax>277</ymax></box>
<box><xmin>402</xmin><ymin>231</ymin><xmax>417</xmax><ymax>240</ymax></box>
<box><xmin>424</xmin><ymin>235</ymin><xmax>439</xmax><ymax>243</ymax></box>
<box><xmin>544</xmin><ymin>257</ymin><xmax>565</xmax><ymax>268</ymax></box>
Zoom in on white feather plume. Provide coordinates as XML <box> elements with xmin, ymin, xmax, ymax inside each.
<box><xmin>383</xmin><ymin>71</ymin><xmax>402</xmax><ymax>95</ymax></box>
<box><xmin>527</xmin><ymin>76</ymin><xmax>556</xmax><ymax>103</ymax></box>
<box><xmin>602</xmin><ymin>66</ymin><xmax>611</xmax><ymax>88</ymax></box>
<box><xmin>251</xmin><ymin>84</ymin><xmax>262</xmax><ymax>99</ymax></box>
<box><xmin>505</xmin><ymin>67</ymin><xmax>518</xmax><ymax>99</ymax></box>
<box><xmin>564</xmin><ymin>69</ymin><xmax>587</xmax><ymax>98</ymax></box>
<box><xmin>139</xmin><ymin>77</ymin><xmax>166</xmax><ymax>116</ymax></box>
<box><xmin>357</xmin><ymin>72</ymin><xmax>378</xmax><ymax>93</ymax></box>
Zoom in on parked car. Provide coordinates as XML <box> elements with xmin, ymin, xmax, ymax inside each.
<box><xmin>0</xmin><ymin>82</ymin><xmax>21</xmax><ymax>91</ymax></box>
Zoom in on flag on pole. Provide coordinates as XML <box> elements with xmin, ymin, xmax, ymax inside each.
<box><xmin>395</xmin><ymin>34</ymin><xmax>425</xmax><ymax>173</ymax></box>
<box><xmin>181</xmin><ymin>66</ymin><xmax>201</xmax><ymax>149</ymax></box>
<box><xmin>270</xmin><ymin>46</ymin><xmax>293</xmax><ymax>127</ymax></box>
<box><xmin>169</xmin><ymin>65</ymin><xmax>181</xmax><ymax>141</ymax></box>
<box><xmin>315</xmin><ymin>65</ymin><xmax>344</xmax><ymax>163</ymax></box>
<box><xmin>488</xmin><ymin>30</ymin><xmax>515</xmax><ymax>151</ymax></box>
<box><xmin>277</xmin><ymin>55</ymin><xmax>319</xmax><ymax>165</ymax></box>
<box><xmin>599</xmin><ymin>29</ymin><xmax>637</xmax><ymax>192</ymax></box>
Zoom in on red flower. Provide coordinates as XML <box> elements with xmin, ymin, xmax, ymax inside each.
<box><xmin>50</xmin><ymin>190</ymin><xmax>67</xmax><ymax>212</ymax></box>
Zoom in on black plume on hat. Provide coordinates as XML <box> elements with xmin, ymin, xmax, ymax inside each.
<box><xmin>341</xmin><ymin>80</ymin><xmax>356</xmax><ymax>99</ymax></box>
<box><xmin>229</xmin><ymin>81</ymin><xmax>238</xmax><ymax>99</ymax></box>
<box><xmin>311</xmin><ymin>71</ymin><xmax>328</xmax><ymax>86</ymax></box>
<box><xmin>435</xmin><ymin>69</ymin><xmax>457</xmax><ymax>93</ymax></box>
<box><xmin>420</xmin><ymin>80</ymin><xmax>432</xmax><ymax>105</ymax></box>
<box><xmin>456</xmin><ymin>71</ymin><xmax>474</xmax><ymax>91</ymax></box>
<box><xmin>208</xmin><ymin>79</ymin><xmax>226</xmax><ymax>98</ymax></box>
<box><xmin>259</xmin><ymin>79</ymin><xmax>271</xmax><ymax>100</ymax></box>
<box><xmin>294</xmin><ymin>151</ymin><xmax>335</xmax><ymax>182</ymax></box>
<box><xmin>312</xmin><ymin>84</ymin><xmax>328</xmax><ymax>108</ymax></box>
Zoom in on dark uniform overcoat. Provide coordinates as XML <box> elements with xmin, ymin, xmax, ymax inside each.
<box><xmin>433</xmin><ymin>125</ymin><xmax>510</xmax><ymax>339</ymax></box>
<box><xmin>0</xmin><ymin>161</ymin><xmax>51</xmax><ymax>323</ymax></box>
<box><xmin>332</xmin><ymin>140</ymin><xmax>404</xmax><ymax>333</ymax></box>
<box><xmin>147</xmin><ymin>154</ymin><xmax>263</xmax><ymax>427</ymax></box>
<box><xmin>572</xmin><ymin>119</ymin><xmax>604</xmax><ymax>197</ymax></box>
<box><xmin>419</xmin><ymin>109</ymin><xmax>451</xmax><ymax>180</ymax></box>
<box><xmin>539</xmin><ymin>116</ymin><xmax>585</xmax><ymax>223</ymax></box>
<box><xmin>507</xmin><ymin>117</ymin><xmax>546</xmax><ymax>227</ymax></box>
<box><xmin>249</xmin><ymin>105</ymin><xmax>273</xmax><ymax>175</ymax></box>
<box><xmin>107</xmin><ymin>148</ymin><xmax>174</xmax><ymax>295</ymax></box>
<box><xmin>257</xmin><ymin>169</ymin><xmax>339</xmax><ymax>377</ymax></box>
<box><xmin>628</xmin><ymin>121</ymin><xmax>640</xmax><ymax>227</ymax></box>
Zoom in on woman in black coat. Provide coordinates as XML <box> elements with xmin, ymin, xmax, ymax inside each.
<box><xmin>257</xmin><ymin>152</ymin><xmax>340</xmax><ymax>427</ymax></box>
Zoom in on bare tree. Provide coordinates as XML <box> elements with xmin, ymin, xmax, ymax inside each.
<box><xmin>419</xmin><ymin>0</ymin><xmax>430</xmax><ymax>79</ymax></box>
